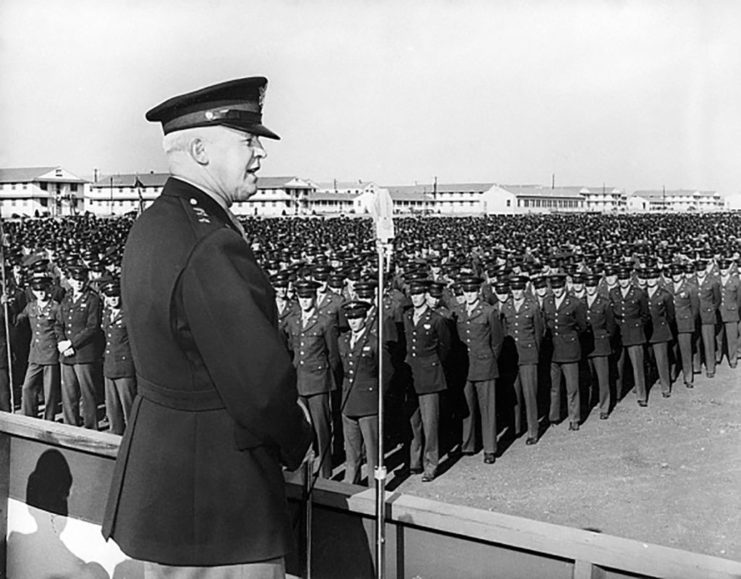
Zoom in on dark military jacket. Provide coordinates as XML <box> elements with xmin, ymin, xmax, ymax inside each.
<box><xmin>102</xmin><ymin>306</ymin><xmax>135</xmax><ymax>379</ymax></box>
<box><xmin>669</xmin><ymin>279</ymin><xmax>699</xmax><ymax>334</ymax></box>
<box><xmin>646</xmin><ymin>287</ymin><xmax>675</xmax><ymax>344</ymax></box>
<box><xmin>500</xmin><ymin>297</ymin><xmax>543</xmax><ymax>366</ymax></box>
<box><xmin>18</xmin><ymin>300</ymin><xmax>61</xmax><ymax>365</ymax></box>
<box><xmin>609</xmin><ymin>285</ymin><xmax>649</xmax><ymax>347</ymax></box>
<box><xmin>693</xmin><ymin>274</ymin><xmax>721</xmax><ymax>325</ymax></box>
<box><xmin>338</xmin><ymin>326</ymin><xmax>391</xmax><ymax>418</ymax></box>
<box><xmin>542</xmin><ymin>294</ymin><xmax>586</xmax><ymax>363</ymax></box>
<box><xmin>54</xmin><ymin>288</ymin><xmax>102</xmax><ymax>365</ymax></box>
<box><xmin>103</xmin><ymin>178</ymin><xmax>312</xmax><ymax>566</ymax></box>
<box><xmin>403</xmin><ymin>307</ymin><xmax>451</xmax><ymax>394</ymax></box>
<box><xmin>719</xmin><ymin>275</ymin><xmax>741</xmax><ymax>323</ymax></box>
<box><xmin>583</xmin><ymin>294</ymin><xmax>615</xmax><ymax>357</ymax></box>
<box><xmin>316</xmin><ymin>289</ymin><xmax>347</xmax><ymax>332</ymax></box>
<box><xmin>284</xmin><ymin>309</ymin><xmax>340</xmax><ymax>396</ymax></box>
<box><xmin>453</xmin><ymin>300</ymin><xmax>504</xmax><ymax>381</ymax></box>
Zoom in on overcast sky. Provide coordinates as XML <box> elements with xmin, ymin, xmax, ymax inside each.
<box><xmin>1</xmin><ymin>0</ymin><xmax>740</xmax><ymax>196</ymax></box>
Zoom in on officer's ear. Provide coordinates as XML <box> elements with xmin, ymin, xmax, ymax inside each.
<box><xmin>189</xmin><ymin>137</ymin><xmax>209</xmax><ymax>166</ymax></box>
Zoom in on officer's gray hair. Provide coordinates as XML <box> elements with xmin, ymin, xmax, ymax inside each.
<box><xmin>162</xmin><ymin>128</ymin><xmax>209</xmax><ymax>156</ymax></box>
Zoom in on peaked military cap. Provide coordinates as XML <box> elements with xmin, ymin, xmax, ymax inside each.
<box><xmin>100</xmin><ymin>277</ymin><xmax>122</xmax><ymax>297</ymax></box>
<box><xmin>354</xmin><ymin>280</ymin><xmax>377</xmax><ymax>298</ymax></box>
<box><xmin>617</xmin><ymin>267</ymin><xmax>633</xmax><ymax>280</ymax></box>
<box><xmin>146</xmin><ymin>77</ymin><xmax>280</xmax><ymax>139</ymax></box>
<box><xmin>459</xmin><ymin>275</ymin><xmax>483</xmax><ymax>291</ymax></box>
<box><xmin>68</xmin><ymin>264</ymin><xmax>89</xmax><ymax>280</ymax></box>
<box><xmin>270</xmin><ymin>272</ymin><xmax>290</xmax><ymax>288</ymax></box>
<box><xmin>408</xmin><ymin>279</ymin><xmax>431</xmax><ymax>295</ymax></box>
<box><xmin>493</xmin><ymin>280</ymin><xmax>511</xmax><ymax>294</ymax></box>
<box><xmin>312</xmin><ymin>265</ymin><xmax>332</xmax><ymax>281</ymax></box>
<box><xmin>509</xmin><ymin>275</ymin><xmax>528</xmax><ymax>290</ymax></box>
<box><xmin>294</xmin><ymin>280</ymin><xmax>319</xmax><ymax>297</ymax></box>
<box><xmin>584</xmin><ymin>273</ymin><xmax>601</xmax><ymax>286</ymax></box>
<box><xmin>328</xmin><ymin>273</ymin><xmax>345</xmax><ymax>289</ymax></box>
<box><xmin>29</xmin><ymin>272</ymin><xmax>53</xmax><ymax>289</ymax></box>
<box><xmin>549</xmin><ymin>274</ymin><xmax>567</xmax><ymax>288</ymax></box>
<box><xmin>428</xmin><ymin>281</ymin><xmax>445</xmax><ymax>297</ymax></box>
<box><xmin>342</xmin><ymin>300</ymin><xmax>371</xmax><ymax>319</ymax></box>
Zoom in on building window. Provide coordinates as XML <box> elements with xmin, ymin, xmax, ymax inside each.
<box><xmin>506</xmin><ymin>199</ymin><xmax>511</xmax><ymax>207</ymax></box>
<box><xmin>11</xmin><ymin>183</ymin><xmax>16</xmax><ymax>190</ymax></box>
<box><xmin>22</xmin><ymin>183</ymin><xmax>28</xmax><ymax>190</ymax></box>
<box><xmin>70</xmin><ymin>183</ymin><xmax>78</xmax><ymax>192</ymax></box>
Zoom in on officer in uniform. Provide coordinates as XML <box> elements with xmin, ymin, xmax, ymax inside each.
<box><xmin>611</xmin><ymin>266</ymin><xmax>650</xmax><ymax>406</ymax></box>
<box><xmin>645</xmin><ymin>267</ymin><xmax>675</xmax><ymax>398</ymax></box>
<box><xmin>404</xmin><ymin>279</ymin><xmax>451</xmax><ymax>482</ymax></box>
<box><xmin>17</xmin><ymin>272</ymin><xmax>61</xmax><ymax>421</ymax></box>
<box><xmin>454</xmin><ymin>276</ymin><xmax>503</xmax><ymax>463</ymax></box>
<box><xmin>669</xmin><ymin>263</ymin><xmax>699</xmax><ymax>388</ymax></box>
<box><xmin>543</xmin><ymin>274</ymin><xmax>586</xmax><ymax>430</ymax></box>
<box><xmin>338</xmin><ymin>300</ymin><xmax>391</xmax><ymax>486</ymax></box>
<box><xmin>583</xmin><ymin>273</ymin><xmax>616</xmax><ymax>419</ymax></box>
<box><xmin>284</xmin><ymin>279</ymin><xmax>340</xmax><ymax>479</ymax></box>
<box><xmin>500</xmin><ymin>276</ymin><xmax>543</xmax><ymax>444</ymax></box>
<box><xmin>693</xmin><ymin>259</ymin><xmax>721</xmax><ymax>378</ymax></box>
<box><xmin>717</xmin><ymin>259</ymin><xmax>739</xmax><ymax>368</ymax></box>
<box><xmin>100</xmin><ymin>277</ymin><xmax>137</xmax><ymax>435</ymax></box>
<box><xmin>55</xmin><ymin>264</ymin><xmax>102</xmax><ymax>430</ymax></box>
<box><xmin>102</xmin><ymin>77</ymin><xmax>313</xmax><ymax>576</ymax></box>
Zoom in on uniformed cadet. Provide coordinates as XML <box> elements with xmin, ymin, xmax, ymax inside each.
<box><xmin>17</xmin><ymin>272</ymin><xmax>61</xmax><ymax>421</ymax></box>
<box><xmin>454</xmin><ymin>276</ymin><xmax>503</xmax><ymax>463</ymax></box>
<box><xmin>692</xmin><ymin>259</ymin><xmax>721</xmax><ymax>378</ymax></box>
<box><xmin>284</xmin><ymin>279</ymin><xmax>341</xmax><ymax>479</ymax></box>
<box><xmin>611</xmin><ymin>266</ymin><xmax>650</xmax><ymax>406</ymax></box>
<box><xmin>272</xmin><ymin>271</ymin><xmax>298</xmax><ymax>336</ymax></box>
<box><xmin>716</xmin><ymin>259</ymin><xmax>739</xmax><ymax>368</ymax></box>
<box><xmin>532</xmin><ymin>275</ymin><xmax>550</xmax><ymax>309</ymax></box>
<box><xmin>54</xmin><ymin>265</ymin><xmax>102</xmax><ymax>430</ymax></box>
<box><xmin>669</xmin><ymin>263</ymin><xmax>699</xmax><ymax>388</ymax></box>
<box><xmin>338</xmin><ymin>300</ymin><xmax>391</xmax><ymax>486</ymax></box>
<box><xmin>404</xmin><ymin>279</ymin><xmax>451</xmax><ymax>482</ymax></box>
<box><xmin>644</xmin><ymin>267</ymin><xmax>676</xmax><ymax>398</ymax></box>
<box><xmin>313</xmin><ymin>264</ymin><xmax>346</xmax><ymax>330</ymax></box>
<box><xmin>543</xmin><ymin>274</ymin><xmax>586</xmax><ymax>430</ymax></box>
<box><xmin>93</xmin><ymin>277</ymin><xmax>135</xmax><ymax>434</ymax></box>
<box><xmin>102</xmin><ymin>77</ymin><xmax>312</xmax><ymax>576</ymax></box>
<box><xmin>583</xmin><ymin>273</ymin><xmax>616</xmax><ymax>419</ymax></box>
<box><xmin>500</xmin><ymin>276</ymin><xmax>543</xmax><ymax>444</ymax></box>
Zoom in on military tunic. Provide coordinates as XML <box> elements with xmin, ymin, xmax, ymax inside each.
<box><xmin>102</xmin><ymin>178</ymin><xmax>312</xmax><ymax>566</ymax></box>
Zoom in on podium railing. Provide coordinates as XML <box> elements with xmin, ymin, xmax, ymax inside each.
<box><xmin>2</xmin><ymin>411</ymin><xmax>740</xmax><ymax>579</ymax></box>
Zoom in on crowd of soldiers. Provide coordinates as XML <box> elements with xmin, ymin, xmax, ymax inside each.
<box><xmin>1</xmin><ymin>211</ymin><xmax>740</xmax><ymax>486</ymax></box>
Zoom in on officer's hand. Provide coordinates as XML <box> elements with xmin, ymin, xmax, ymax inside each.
<box><xmin>57</xmin><ymin>340</ymin><xmax>72</xmax><ymax>352</ymax></box>
<box><xmin>63</xmin><ymin>347</ymin><xmax>75</xmax><ymax>357</ymax></box>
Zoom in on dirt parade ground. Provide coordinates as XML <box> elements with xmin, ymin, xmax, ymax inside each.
<box><xmin>385</xmin><ymin>362</ymin><xmax>741</xmax><ymax>561</ymax></box>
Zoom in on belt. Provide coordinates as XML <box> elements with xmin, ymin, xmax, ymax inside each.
<box><xmin>137</xmin><ymin>376</ymin><xmax>225</xmax><ymax>411</ymax></box>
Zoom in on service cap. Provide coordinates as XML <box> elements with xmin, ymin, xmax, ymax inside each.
<box><xmin>342</xmin><ymin>300</ymin><xmax>371</xmax><ymax>319</ymax></box>
<box><xmin>146</xmin><ymin>77</ymin><xmax>280</xmax><ymax>139</ymax></box>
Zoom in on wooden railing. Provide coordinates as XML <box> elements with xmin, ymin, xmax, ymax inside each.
<box><xmin>2</xmin><ymin>411</ymin><xmax>740</xmax><ymax>579</ymax></box>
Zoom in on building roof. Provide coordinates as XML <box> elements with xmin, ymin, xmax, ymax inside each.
<box><xmin>500</xmin><ymin>185</ymin><xmax>585</xmax><ymax>199</ymax></box>
<box><xmin>383</xmin><ymin>185</ymin><xmax>433</xmax><ymax>202</ymax></box>
<box><xmin>0</xmin><ymin>167</ymin><xmax>87</xmax><ymax>184</ymax></box>
<box><xmin>314</xmin><ymin>181</ymin><xmax>374</xmax><ymax>192</ymax></box>
<box><xmin>91</xmin><ymin>174</ymin><xmax>314</xmax><ymax>191</ymax></box>
<box><xmin>308</xmin><ymin>191</ymin><xmax>358</xmax><ymax>202</ymax></box>
<box><xmin>434</xmin><ymin>182</ymin><xmax>496</xmax><ymax>194</ymax></box>
<box><xmin>633</xmin><ymin>189</ymin><xmax>720</xmax><ymax>201</ymax></box>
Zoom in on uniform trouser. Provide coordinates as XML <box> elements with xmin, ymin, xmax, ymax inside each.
<box><xmin>693</xmin><ymin>324</ymin><xmax>716</xmax><ymax>375</ymax></box>
<box><xmin>342</xmin><ymin>413</ymin><xmax>378</xmax><ymax>486</ymax></box>
<box><xmin>738</xmin><ymin>320</ymin><xmax>741</xmax><ymax>359</ymax></box>
<box><xmin>461</xmin><ymin>379</ymin><xmax>497</xmax><ymax>454</ymax></box>
<box><xmin>301</xmin><ymin>392</ymin><xmax>332</xmax><ymax>478</ymax></box>
<box><xmin>715</xmin><ymin>321</ymin><xmax>739</xmax><ymax>367</ymax></box>
<box><xmin>0</xmin><ymin>368</ymin><xmax>10</xmax><ymax>412</ymax></box>
<box><xmin>513</xmin><ymin>364</ymin><xmax>539</xmax><ymax>439</ymax></box>
<box><xmin>143</xmin><ymin>557</ymin><xmax>285</xmax><ymax>579</ymax></box>
<box><xmin>674</xmin><ymin>332</ymin><xmax>694</xmax><ymax>385</ymax></box>
<box><xmin>650</xmin><ymin>341</ymin><xmax>671</xmax><ymax>394</ymax></box>
<box><xmin>410</xmin><ymin>392</ymin><xmax>440</xmax><ymax>475</ymax></box>
<box><xmin>104</xmin><ymin>376</ymin><xmax>137</xmax><ymax>435</ymax></box>
<box><xmin>617</xmin><ymin>345</ymin><xmax>646</xmax><ymax>402</ymax></box>
<box><xmin>549</xmin><ymin>362</ymin><xmax>580</xmax><ymax>424</ymax></box>
<box><xmin>587</xmin><ymin>355</ymin><xmax>610</xmax><ymax>414</ymax></box>
<box><xmin>61</xmin><ymin>363</ymin><xmax>98</xmax><ymax>430</ymax></box>
<box><xmin>21</xmin><ymin>363</ymin><xmax>60</xmax><ymax>420</ymax></box>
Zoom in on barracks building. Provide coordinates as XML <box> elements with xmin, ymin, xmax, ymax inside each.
<box><xmin>0</xmin><ymin>166</ymin><xmax>730</xmax><ymax>218</ymax></box>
